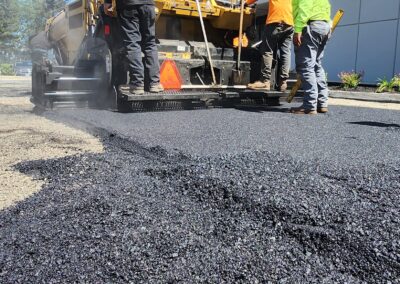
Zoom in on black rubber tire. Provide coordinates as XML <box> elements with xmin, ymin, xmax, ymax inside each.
<box><xmin>31</xmin><ymin>64</ymin><xmax>46</xmax><ymax>107</ymax></box>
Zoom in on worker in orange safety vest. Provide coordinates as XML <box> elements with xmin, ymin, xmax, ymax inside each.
<box><xmin>246</xmin><ymin>0</ymin><xmax>294</xmax><ymax>91</ymax></box>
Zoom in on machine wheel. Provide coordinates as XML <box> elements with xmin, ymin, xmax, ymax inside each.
<box><xmin>31</xmin><ymin>64</ymin><xmax>46</xmax><ymax>107</ymax></box>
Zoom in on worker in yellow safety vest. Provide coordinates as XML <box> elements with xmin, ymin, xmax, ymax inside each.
<box><xmin>290</xmin><ymin>0</ymin><xmax>331</xmax><ymax>114</ymax></box>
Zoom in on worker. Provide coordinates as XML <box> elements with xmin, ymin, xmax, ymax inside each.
<box><xmin>247</xmin><ymin>0</ymin><xmax>294</xmax><ymax>92</ymax></box>
<box><xmin>104</xmin><ymin>0</ymin><xmax>164</xmax><ymax>95</ymax></box>
<box><xmin>291</xmin><ymin>0</ymin><xmax>331</xmax><ymax>114</ymax></box>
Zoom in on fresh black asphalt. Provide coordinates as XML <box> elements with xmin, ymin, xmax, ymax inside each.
<box><xmin>46</xmin><ymin>105</ymin><xmax>400</xmax><ymax>165</ymax></box>
<box><xmin>1</xmin><ymin>104</ymin><xmax>399</xmax><ymax>282</ymax></box>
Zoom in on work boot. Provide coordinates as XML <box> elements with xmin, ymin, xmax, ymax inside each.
<box><xmin>290</xmin><ymin>107</ymin><xmax>317</xmax><ymax>115</ymax></box>
<box><xmin>247</xmin><ymin>81</ymin><xmax>271</xmax><ymax>91</ymax></box>
<box><xmin>149</xmin><ymin>83</ymin><xmax>164</xmax><ymax>93</ymax></box>
<box><xmin>119</xmin><ymin>84</ymin><xmax>130</xmax><ymax>92</ymax></box>
<box><xmin>278</xmin><ymin>80</ymin><xmax>288</xmax><ymax>92</ymax></box>
<box><xmin>129</xmin><ymin>85</ymin><xmax>145</xmax><ymax>95</ymax></box>
<box><xmin>317</xmin><ymin>107</ymin><xmax>328</xmax><ymax>113</ymax></box>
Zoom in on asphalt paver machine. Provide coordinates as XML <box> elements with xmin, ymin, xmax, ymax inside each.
<box><xmin>30</xmin><ymin>0</ymin><xmax>285</xmax><ymax>111</ymax></box>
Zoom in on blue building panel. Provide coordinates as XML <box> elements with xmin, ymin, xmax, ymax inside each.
<box><xmin>325</xmin><ymin>26</ymin><xmax>358</xmax><ymax>83</ymax></box>
<box><xmin>331</xmin><ymin>0</ymin><xmax>361</xmax><ymax>26</ymax></box>
<box><xmin>360</xmin><ymin>0</ymin><xmax>400</xmax><ymax>22</ymax></box>
<box><xmin>356</xmin><ymin>20</ymin><xmax>398</xmax><ymax>83</ymax></box>
<box><xmin>326</xmin><ymin>0</ymin><xmax>400</xmax><ymax>84</ymax></box>
<box><xmin>395</xmin><ymin>20</ymin><xmax>400</xmax><ymax>75</ymax></box>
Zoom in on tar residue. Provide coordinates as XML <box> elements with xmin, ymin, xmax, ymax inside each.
<box><xmin>1</xmin><ymin>134</ymin><xmax>399</xmax><ymax>283</ymax></box>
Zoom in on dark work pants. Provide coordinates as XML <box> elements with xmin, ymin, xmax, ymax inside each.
<box><xmin>260</xmin><ymin>23</ymin><xmax>294</xmax><ymax>82</ymax></box>
<box><xmin>118</xmin><ymin>5</ymin><xmax>160</xmax><ymax>87</ymax></box>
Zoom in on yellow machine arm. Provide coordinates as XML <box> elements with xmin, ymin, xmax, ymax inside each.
<box><xmin>287</xmin><ymin>9</ymin><xmax>344</xmax><ymax>103</ymax></box>
<box><xmin>106</xmin><ymin>0</ymin><xmax>254</xmax><ymax>30</ymax></box>
<box><xmin>41</xmin><ymin>0</ymin><xmax>255</xmax><ymax>65</ymax></box>
<box><xmin>43</xmin><ymin>0</ymin><xmax>104</xmax><ymax>64</ymax></box>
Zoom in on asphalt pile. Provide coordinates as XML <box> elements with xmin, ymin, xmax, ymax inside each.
<box><xmin>0</xmin><ymin>134</ymin><xmax>399</xmax><ymax>283</ymax></box>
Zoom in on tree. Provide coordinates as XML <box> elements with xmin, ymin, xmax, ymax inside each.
<box><xmin>45</xmin><ymin>0</ymin><xmax>65</xmax><ymax>14</ymax></box>
<box><xmin>0</xmin><ymin>0</ymin><xmax>65</xmax><ymax>62</ymax></box>
<box><xmin>0</xmin><ymin>0</ymin><xmax>20</xmax><ymax>51</ymax></box>
<box><xmin>19</xmin><ymin>0</ymin><xmax>64</xmax><ymax>39</ymax></box>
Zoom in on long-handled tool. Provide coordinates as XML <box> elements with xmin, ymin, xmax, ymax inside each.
<box><xmin>287</xmin><ymin>9</ymin><xmax>344</xmax><ymax>103</ymax></box>
<box><xmin>232</xmin><ymin>0</ymin><xmax>246</xmax><ymax>84</ymax></box>
<box><xmin>195</xmin><ymin>0</ymin><xmax>217</xmax><ymax>86</ymax></box>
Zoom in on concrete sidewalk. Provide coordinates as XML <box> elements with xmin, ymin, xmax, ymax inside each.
<box><xmin>0</xmin><ymin>76</ymin><xmax>31</xmax><ymax>80</ymax></box>
<box><xmin>329</xmin><ymin>90</ymin><xmax>400</xmax><ymax>104</ymax></box>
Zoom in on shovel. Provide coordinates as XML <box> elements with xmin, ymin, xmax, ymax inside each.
<box><xmin>195</xmin><ymin>0</ymin><xmax>217</xmax><ymax>86</ymax></box>
<box><xmin>232</xmin><ymin>0</ymin><xmax>246</xmax><ymax>84</ymax></box>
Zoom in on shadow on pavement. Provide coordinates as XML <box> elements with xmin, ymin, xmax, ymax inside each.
<box><xmin>235</xmin><ymin>105</ymin><xmax>290</xmax><ymax>113</ymax></box>
<box><xmin>348</xmin><ymin>121</ymin><xmax>400</xmax><ymax>128</ymax></box>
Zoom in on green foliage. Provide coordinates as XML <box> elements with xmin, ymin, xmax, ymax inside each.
<box><xmin>19</xmin><ymin>0</ymin><xmax>65</xmax><ymax>44</ymax></box>
<box><xmin>376</xmin><ymin>78</ymin><xmax>396</xmax><ymax>93</ymax></box>
<box><xmin>0</xmin><ymin>63</ymin><xmax>15</xmax><ymax>75</ymax></box>
<box><xmin>392</xmin><ymin>74</ymin><xmax>400</xmax><ymax>91</ymax></box>
<box><xmin>0</xmin><ymin>0</ymin><xmax>65</xmax><ymax>58</ymax></box>
<box><xmin>376</xmin><ymin>75</ymin><xmax>400</xmax><ymax>93</ymax></box>
<box><xmin>338</xmin><ymin>71</ymin><xmax>363</xmax><ymax>89</ymax></box>
<box><xmin>0</xmin><ymin>0</ymin><xmax>20</xmax><ymax>51</ymax></box>
<box><xmin>45</xmin><ymin>0</ymin><xmax>65</xmax><ymax>12</ymax></box>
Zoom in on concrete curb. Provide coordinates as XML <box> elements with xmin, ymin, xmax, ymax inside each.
<box><xmin>329</xmin><ymin>90</ymin><xmax>400</xmax><ymax>104</ymax></box>
<box><xmin>0</xmin><ymin>76</ymin><xmax>31</xmax><ymax>81</ymax></box>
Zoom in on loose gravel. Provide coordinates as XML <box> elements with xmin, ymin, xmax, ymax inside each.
<box><xmin>0</xmin><ymin>131</ymin><xmax>399</xmax><ymax>283</ymax></box>
<box><xmin>0</xmin><ymin>81</ymin><xmax>103</xmax><ymax>210</ymax></box>
<box><xmin>1</xmin><ymin>78</ymin><xmax>399</xmax><ymax>282</ymax></box>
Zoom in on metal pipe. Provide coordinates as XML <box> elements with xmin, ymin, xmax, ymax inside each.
<box><xmin>251</xmin><ymin>40</ymin><xmax>262</xmax><ymax>48</ymax></box>
<box><xmin>237</xmin><ymin>0</ymin><xmax>245</xmax><ymax>70</ymax></box>
<box><xmin>180</xmin><ymin>84</ymin><xmax>247</xmax><ymax>89</ymax></box>
<box><xmin>194</xmin><ymin>0</ymin><xmax>217</xmax><ymax>86</ymax></box>
<box><xmin>196</xmin><ymin>72</ymin><xmax>206</xmax><ymax>85</ymax></box>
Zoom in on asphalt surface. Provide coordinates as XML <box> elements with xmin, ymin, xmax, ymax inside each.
<box><xmin>47</xmin><ymin>105</ymin><xmax>400</xmax><ymax>166</ymax></box>
<box><xmin>1</xmin><ymin>80</ymin><xmax>400</xmax><ymax>282</ymax></box>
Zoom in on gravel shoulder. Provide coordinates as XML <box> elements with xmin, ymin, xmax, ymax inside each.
<box><xmin>0</xmin><ymin>78</ymin><xmax>103</xmax><ymax>210</ymax></box>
